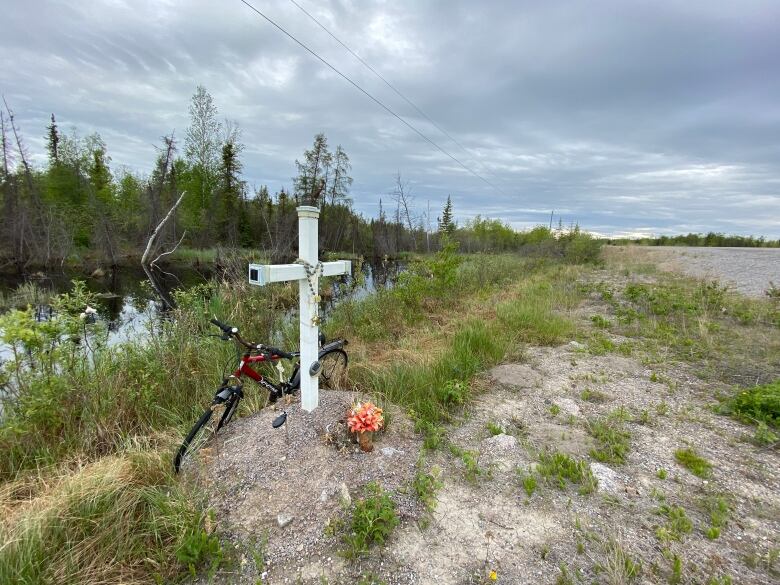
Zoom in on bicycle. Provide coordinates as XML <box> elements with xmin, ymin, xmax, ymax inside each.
<box><xmin>173</xmin><ymin>318</ymin><xmax>348</xmax><ymax>473</ymax></box>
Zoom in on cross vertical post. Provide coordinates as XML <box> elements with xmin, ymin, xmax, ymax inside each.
<box><xmin>297</xmin><ymin>205</ymin><xmax>320</xmax><ymax>412</ymax></box>
<box><xmin>247</xmin><ymin>206</ymin><xmax>350</xmax><ymax>413</ymax></box>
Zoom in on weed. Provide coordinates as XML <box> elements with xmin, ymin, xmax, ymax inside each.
<box><xmin>669</xmin><ymin>554</ymin><xmax>683</xmax><ymax>584</ymax></box>
<box><xmin>556</xmin><ymin>563</ymin><xmax>574</xmax><ymax>585</ymax></box>
<box><xmin>598</xmin><ymin>537</ymin><xmax>642</xmax><ymax>583</ymax></box>
<box><xmin>656</xmin><ymin>401</ymin><xmax>669</xmax><ymax>416</ymax></box>
<box><xmin>518</xmin><ymin>470</ymin><xmax>537</xmax><ymax>497</ymax></box>
<box><xmin>486</xmin><ymin>421</ymin><xmax>504</xmax><ymax>436</ymax></box>
<box><xmin>701</xmin><ymin>495</ymin><xmax>729</xmax><ymax>539</ymax></box>
<box><xmin>707</xmin><ymin>576</ymin><xmax>732</xmax><ymax>585</ymax></box>
<box><xmin>536</xmin><ymin>450</ymin><xmax>597</xmax><ymax>495</ymax></box>
<box><xmin>588</xmin><ymin>413</ymin><xmax>631</xmax><ymax>465</ymax></box>
<box><xmin>674</xmin><ymin>447</ymin><xmax>712</xmax><ymax>478</ymax></box>
<box><xmin>342</xmin><ymin>483</ymin><xmax>399</xmax><ymax>559</ymax></box>
<box><xmin>581</xmin><ymin>388</ymin><xmax>609</xmax><ymax>403</ymax></box>
<box><xmin>657</xmin><ymin>469</ymin><xmax>668</xmax><ymax>480</ymax></box>
<box><xmin>591</xmin><ymin>315</ymin><xmax>612</xmax><ymax>329</ymax></box>
<box><xmin>654</xmin><ymin>504</ymin><xmax>693</xmax><ymax>543</ymax></box>
<box><xmin>753</xmin><ymin>421</ymin><xmax>779</xmax><ymax>446</ymax></box>
<box><xmin>413</xmin><ymin>464</ymin><xmax>442</xmax><ymax>513</ymax></box>
<box><xmin>549</xmin><ymin>403</ymin><xmax>561</xmax><ymax>416</ymax></box>
<box><xmin>449</xmin><ymin>444</ymin><xmax>487</xmax><ymax>482</ymax></box>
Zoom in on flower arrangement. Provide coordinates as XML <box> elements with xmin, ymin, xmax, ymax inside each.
<box><xmin>347</xmin><ymin>402</ymin><xmax>384</xmax><ymax>433</ymax></box>
<box><xmin>346</xmin><ymin>402</ymin><xmax>384</xmax><ymax>452</ymax></box>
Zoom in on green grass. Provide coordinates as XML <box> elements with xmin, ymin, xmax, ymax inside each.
<box><xmin>536</xmin><ymin>450</ymin><xmax>597</xmax><ymax>495</ymax></box>
<box><xmin>674</xmin><ymin>447</ymin><xmax>712</xmax><ymax>478</ymax></box>
<box><xmin>655</xmin><ymin>504</ymin><xmax>693</xmax><ymax>543</ymax></box>
<box><xmin>588</xmin><ymin>411</ymin><xmax>632</xmax><ymax>465</ymax></box>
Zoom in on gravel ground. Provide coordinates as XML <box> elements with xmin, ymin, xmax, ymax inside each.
<box><xmin>611</xmin><ymin>246</ymin><xmax>780</xmax><ymax>297</ymax></box>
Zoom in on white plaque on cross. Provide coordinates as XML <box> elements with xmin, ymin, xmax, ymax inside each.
<box><xmin>248</xmin><ymin>205</ymin><xmax>351</xmax><ymax>412</ymax></box>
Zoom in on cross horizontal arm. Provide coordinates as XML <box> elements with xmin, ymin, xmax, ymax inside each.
<box><xmin>248</xmin><ymin>260</ymin><xmax>351</xmax><ymax>286</ymax></box>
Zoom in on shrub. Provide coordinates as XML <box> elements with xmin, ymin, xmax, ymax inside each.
<box><xmin>721</xmin><ymin>380</ymin><xmax>780</xmax><ymax>428</ymax></box>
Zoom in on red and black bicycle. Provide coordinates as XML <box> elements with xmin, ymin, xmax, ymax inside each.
<box><xmin>173</xmin><ymin>318</ymin><xmax>348</xmax><ymax>473</ymax></box>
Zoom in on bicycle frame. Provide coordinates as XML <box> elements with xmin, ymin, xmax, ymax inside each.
<box><xmin>231</xmin><ymin>352</ymin><xmax>297</xmax><ymax>398</ymax></box>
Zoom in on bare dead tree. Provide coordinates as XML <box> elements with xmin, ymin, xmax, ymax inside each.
<box><xmin>2</xmin><ymin>96</ymin><xmax>33</xmax><ymax>193</ymax></box>
<box><xmin>142</xmin><ymin>191</ymin><xmax>186</xmax><ymax>310</ymax></box>
<box><xmin>392</xmin><ymin>172</ymin><xmax>417</xmax><ymax>251</ymax></box>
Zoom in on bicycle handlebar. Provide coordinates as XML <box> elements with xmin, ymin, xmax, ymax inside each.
<box><xmin>210</xmin><ymin>318</ymin><xmax>235</xmax><ymax>333</ymax></box>
<box><xmin>210</xmin><ymin>319</ymin><xmax>296</xmax><ymax>359</ymax></box>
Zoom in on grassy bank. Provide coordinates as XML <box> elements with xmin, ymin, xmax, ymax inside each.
<box><xmin>0</xmin><ymin>237</ymin><xmax>599</xmax><ymax>583</ymax></box>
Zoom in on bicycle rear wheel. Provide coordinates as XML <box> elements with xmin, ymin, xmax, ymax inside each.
<box><xmin>319</xmin><ymin>348</ymin><xmax>348</xmax><ymax>389</ymax></box>
<box><xmin>174</xmin><ymin>406</ymin><xmax>220</xmax><ymax>473</ymax></box>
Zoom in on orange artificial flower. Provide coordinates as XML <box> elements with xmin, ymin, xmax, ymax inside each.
<box><xmin>346</xmin><ymin>402</ymin><xmax>385</xmax><ymax>433</ymax></box>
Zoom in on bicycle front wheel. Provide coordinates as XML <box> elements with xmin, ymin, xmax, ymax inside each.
<box><xmin>319</xmin><ymin>348</ymin><xmax>348</xmax><ymax>389</ymax></box>
<box><xmin>174</xmin><ymin>408</ymin><xmax>217</xmax><ymax>473</ymax></box>
<box><xmin>217</xmin><ymin>395</ymin><xmax>241</xmax><ymax>430</ymax></box>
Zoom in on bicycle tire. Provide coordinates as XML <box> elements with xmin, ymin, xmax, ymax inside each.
<box><xmin>319</xmin><ymin>348</ymin><xmax>348</xmax><ymax>389</ymax></box>
<box><xmin>174</xmin><ymin>408</ymin><xmax>215</xmax><ymax>473</ymax></box>
<box><xmin>217</xmin><ymin>395</ymin><xmax>241</xmax><ymax>430</ymax></box>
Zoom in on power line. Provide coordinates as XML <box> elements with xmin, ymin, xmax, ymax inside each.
<box><xmin>237</xmin><ymin>0</ymin><xmax>504</xmax><ymax>195</ymax></box>
<box><xmin>286</xmin><ymin>0</ymin><xmax>509</xmax><ymax>194</ymax></box>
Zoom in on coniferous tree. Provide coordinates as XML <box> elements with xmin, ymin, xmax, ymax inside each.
<box><xmin>294</xmin><ymin>133</ymin><xmax>331</xmax><ymax>205</ymax></box>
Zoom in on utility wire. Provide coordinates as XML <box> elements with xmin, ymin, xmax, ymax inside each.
<box><xmin>287</xmin><ymin>0</ymin><xmax>508</xmax><ymax>194</ymax></box>
<box><xmin>237</xmin><ymin>0</ymin><xmax>503</xmax><ymax>194</ymax></box>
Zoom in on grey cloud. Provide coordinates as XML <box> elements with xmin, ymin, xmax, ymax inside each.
<box><xmin>2</xmin><ymin>0</ymin><xmax>779</xmax><ymax>237</ymax></box>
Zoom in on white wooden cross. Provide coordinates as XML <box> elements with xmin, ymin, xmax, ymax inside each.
<box><xmin>248</xmin><ymin>205</ymin><xmax>351</xmax><ymax>412</ymax></box>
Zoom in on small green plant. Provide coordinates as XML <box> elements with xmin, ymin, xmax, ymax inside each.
<box><xmin>753</xmin><ymin>421</ymin><xmax>779</xmax><ymax>446</ymax></box>
<box><xmin>591</xmin><ymin>315</ymin><xmax>611</xmax><ymax>329</ymax></box>
<box><xmin>701</xmin><ymin>495</ymin><xmax>729</xmax><ymax>539</ymax></box>
<box><xmin>674</xmin><ymin>447</ymin><xmax>712</xmax><ymax>478</ymax></box>
<box><xmin>669</xmin><ymin>554</ymin><xmax>683</xmax><ymax>584</ymax></box>
<box><xmin>549</xmin><ymin>403</ymin><xmax>561</xmax><ymax>416</ymax></box>
<box><xmin>537</xmin><ymin>450</ymin><xmax>597</xmax><ymax>494</ymax></box>
<box><xmin>588</xmin><ymin>414</ymin><xmax>631</xmax><ymax>465</ymax></box>
<box><xmin>439</xmin><ymin>379</ymin><xmax>468</xmax><ymax>406</ymax></box>
<box><xmin>486</xmin><ymin>421</ymin><xmax>504</xmax><ymax>436</ymax></box>
<box><xmin>518</xmin><ymin>470</ymin><xmax>537</xmax><ymax>497</ymax></box>
<box><xmin>580</xmin><ymin>388</ymin><xmax>609</xmax><ymax>403</ymax></box>
<box><xmin>598</xmin><ymin>537</ymin><xmax>641</xmax><ymax>583</ymax></box>
<box><xmin>342</xmin><ymin>483</ymin><xmax>399</xmax><ymax>559</ymax></box>
<box><xmin>556</xmin><ymin>563</ymin><xmax>574</xmax><ymax>585</ymax></box>
<box><xmin>707</xmin><ymin>576</ymin><xmax>733</xmax><ymax>585</ymax></box>
<box><xmin>657</xmin><ymin>468</ymin><xmax>668</xmax><ymax>480</ymax></box>
<box><xmin>655</xmin><ymin>504</ymin><xmax>693</xmax><ymax>543</ymax></box>
<box><xmin>449</xmin><ymin>444</ymin><xmax>486</xmax><ymax>482</ymax></box>
<box><xmin>413</xmin><ymin>465</ymin><xmax>442</xmax><ymax>513</ymax></box>
<box><xmin>656</xmin><ymin>401</ymin><xmax>669</xmax><ymax>416</ymax></box>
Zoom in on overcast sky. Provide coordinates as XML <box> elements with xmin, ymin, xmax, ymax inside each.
<box><xmin>2</xmin><ymin>0</ymin><xmax>779</xmax><ymax>237</ymax></box>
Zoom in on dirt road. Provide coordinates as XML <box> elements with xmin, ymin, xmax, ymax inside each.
<box><xmin>606</xmin><ymin>246</ymin><xmax>780</xmax><ymax>297</ymax></box>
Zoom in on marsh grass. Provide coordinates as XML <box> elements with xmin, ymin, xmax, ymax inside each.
<box><xmin>0</xmin><ymin>448</ymin><xmax>217</xmax><ymax>584</ymax></box>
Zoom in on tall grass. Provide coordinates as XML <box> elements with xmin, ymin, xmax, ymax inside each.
<box><xmin>346</xmin><ymin>261</ymin><xmax>583</xmax><ymax>440</ymax></box>
<box><xmin>0</xmin><ymin>448</ymin><xmax>217</xmax><ymax>584</ymax></box>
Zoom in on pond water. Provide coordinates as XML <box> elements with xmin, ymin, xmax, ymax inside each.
<box><xmin>0</xmin><ymin>260</ymin><xmax>405</xmax><ymax>361</ymax></box>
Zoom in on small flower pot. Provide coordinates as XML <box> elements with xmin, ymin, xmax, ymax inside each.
<box><xmin>358</xmin><ymin>431</ymin><xmax>374</xmax><ymax>452</ymax></box>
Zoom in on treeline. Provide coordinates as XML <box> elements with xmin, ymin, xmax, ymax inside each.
<box><xmin>0</xmin><ymin>86</ymin><xmax>598</xmax><ymax>270</ymax></box>
<box><xmin>608</xmin><ymin>233</ymin><xmax>780</xmax><ymax>248</ymax></box>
